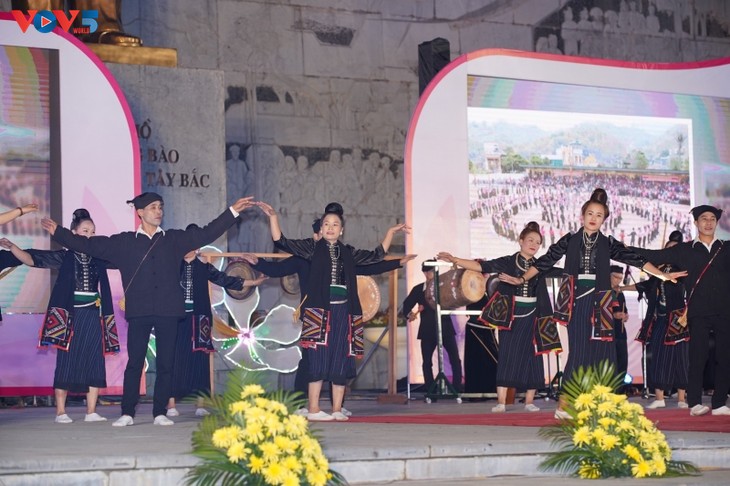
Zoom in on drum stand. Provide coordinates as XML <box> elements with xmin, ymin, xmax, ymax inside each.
<box><xmin>546</xmin><ymin>353</ymin><xmax>563</xmax><ymax>400</ymax></box>
<box><xmin>422</xmin><ymin>261</ymin><xmax>463</xmax><ymax>404</ymax></box>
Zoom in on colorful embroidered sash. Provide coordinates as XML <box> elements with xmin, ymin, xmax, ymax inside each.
<box><xmin>39</xmin><ymin>307</ymin><xmax>72</xmax><ymax>351</ymax></box>
<box><xmin>635</xmin><ymin>317</ymin><xmax>653</xmax><ymax>344</ymax></box>
<box><xmin>301</xmin><ymin>307</ymin><xmax>330</xmax><ymax>348</ymax></box>
<box><xmin>349</xmin><ymin>314</ymin><xmax>364</xmax><ymax>357</ymax></box>
<box><xmin>665</xmin><ymin>309</ymin><xmax>691</xmax><ymax>345</ymax></box>
<box><xmin>478</xmin><ymin>291</ymin><xmax>514</xmax><ymax>330</ymax></box>
<box><xmin>102</xmin><ymin>313</ymin><xmax>120</xmax><ymax>354</ymax></box>
<box><xmin>192</xmin><ymin>314</ymin><xmax>215</xmax><ymax>352</ymax></box>
<box><xmin>553</xmin><ymin>274</ymin><xmax>574</xmax><ymax>325</ymax></box>
<box><xmin>534</xmin><ymin>316</ymin><xmax>562</xmax><ymax>355</ymax></box>
<box><xmin>591</xmin><ymin>290</ymin><xmax>616</xmax><ymax>341</ymax></box>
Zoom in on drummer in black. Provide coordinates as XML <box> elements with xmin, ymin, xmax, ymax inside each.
<box><xmin>41</xmin><ymin>192</ymin><xmax>255</xmax><ymax>427</ymax></box>
<box><xmin>631</xmin><ymin>205</ymin><xmax>730</xmax><ymax>417</ymax></box>
<box><xmin>403</xmin><ymin>259</ymin><xmax>463</xmax><ymax>394</ymax></box>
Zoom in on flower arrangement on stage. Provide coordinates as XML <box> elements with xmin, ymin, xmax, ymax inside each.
<box><xmin>186</xmin><ymin>370</ymin><xmax>346</xmax><ymax>486</ymax></box>
<box><xmin>539</xmin><ymin>360</ymin><xmax>698</xmax><ymax>480</ymax></box>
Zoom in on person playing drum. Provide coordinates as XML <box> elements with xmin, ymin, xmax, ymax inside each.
<box><xmin>438</xmin><ymin>221</ymin><xmax>560</xmax><ymax>412</ymax></box>
<box><xmin>513</xmin><ymin>189</ymin><xmax>684</xmax><ymax>419</ymax></box>
<box><xmin>403</xmin><ymin>259</ymin><xmax>464</xmax><ymax>394</ymax></box>
<box><xmin>256</xmin><ymin>200</ymin><xmax>409</xmax><ymax>421</ymax></box>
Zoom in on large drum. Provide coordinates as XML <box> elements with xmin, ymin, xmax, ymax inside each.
<box><xmin>224</xmin><ymin>260</ymin><xmax>256</xmax><ymax>300</ymax></box>
<box><xmin>425</xmin><ymin>268</ymin><xmax>486</xmax><ymax>310</ymax></box>
<box><xmin>356</xmin><ymin>275</ymin><xmax>380</xmax><ymax>322</ymax></box>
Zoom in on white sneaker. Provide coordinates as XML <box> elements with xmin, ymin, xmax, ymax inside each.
<box><xmin>331</xmin><ymin>411</ymin><xmax>349</xmax><ymax>421</ymax></box>
<box><xmin>554</xmin><ymin>409</ymin><xmax>571</xmax><ymax>420</ymax></box>
<box><xmin>112</xmin><ymin>415</ymin><xmax>134</xmax><ymax>427</ymax></box>
<box><xmin>491</xmin><ymin>403</ymin><xmax>506</xmax><ymax>413</ymax></box>
<box><xmin>711</xmin><ymin>405</ymin><xmax>730</xmax><ymax>416</ymax></box>
<box><xmin>166</xmin><ymin>407</ymin><xmax>179</xmax><ymax>417</ymax></box>
<box><xmin>195</xmin><ymin>408</ymin><xmax>210</xmax><ymax>417</ymax></box>
<box><xmin>340</xmin><ymin>407</ymin><xmax>353</xmax><ymax>417</ymax></box>
<box><xmin>677</xmin><ymin>401</ymin><xmax>689</xmax><ymax>409</ymax></box>
<box><xmin>690</xmin><ymin>404</ymin><xmax>710</xmax><ymax>416</ymax></box>
<box><xmin>55</xmin><ymin>414</ymin><xmax>73</xmax><ymax>424</ymax></box>
<box><xmin>524</xmin><ymin>403</ymin><xmax>540</xmax><ymax>412</ymax></box>
<box><xmin>153</xmin><ymin>414</ymin><xmax>174</xmax><ymax>425</ymax></box>
<box><xmin>294</xmin><ymin>407</ymin><xmax>309</xmax><ymax>416</ymax></box>
<box><xmin>307</xmin><ymin>411</ymin><xmax>334</xmax><ymax>421</ymax></box>
<box><xmin>84</xmin><ymin>412</ymin><xmax>107</xmax><ymax>422</ymax></box>
<box><xmin>646</xmin><ymin>399</ymin><xmax>666</xmax><ymax>409</ymax></box>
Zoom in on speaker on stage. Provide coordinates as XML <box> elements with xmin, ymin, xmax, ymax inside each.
<box><xmin>418</xmin><ymin>38</ymin><xmax>451</xmax><ymax>95</ymax></box>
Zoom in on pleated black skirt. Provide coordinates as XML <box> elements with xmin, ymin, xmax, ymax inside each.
<box><xmin>306</xmin><ymin>303</ymin><xmax>356</xmax><ymax>386</ymax></box>
<box><xmin>495</xmin><ymin>303</ymin><xmax>545</xmax><ymax>390</ymax></box>
<box><xmin>563</xmin><ymin>287</ymin><xmax>617</xmax><ymax>384</ymax></box>
<box><xmin>648</xmin><ymin>314</ymin><xmax>689</xmax><ymax>390</ymax></box>
<box><xmin>171</xmin><ymin>313</ymin><xmax>210</xmax><ymax>398</ymax></box>
<box><xmin>54</xmin><ymin>306</ymin><xmax>106</xmax><ymax>393</ymax></box>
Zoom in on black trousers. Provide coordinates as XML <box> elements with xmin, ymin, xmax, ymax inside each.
<box><xmin>688</xmin><ymin>314</ymin><xmax>730</xmax><ymax>409</ymax></box>
<box><xmin>420</xmin><ymin>326</ymin><xmax>462</xmax><ymax>390</ymax></box>
<box><xmin>122</xmin><ymin>316</ymin><xmax>179</xmax><ymax>418</ymax></box>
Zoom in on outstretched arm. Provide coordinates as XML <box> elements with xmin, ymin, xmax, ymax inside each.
<box><xmin>381</xmin><ymin>223</ymin><xmax>410</xmax><ymax>253</ymax></box>
<box><xmin>0</xmin><ymin>238</ymin><xmax>34</xmax><ymax>266</ymax></box>
<box><xmin>436</xmin><ymin>252</ymin><xmax>482</xmax><ymax>272</ymax></box>
<box><xmin>0</xmin><ymin>204</ymin><xmax>38</xmax><ymax>225</ymax></box>
<box><xmin>255</xmin><ymin>201</ymin><xmax>283</xmax><ymax>241</ymax></box>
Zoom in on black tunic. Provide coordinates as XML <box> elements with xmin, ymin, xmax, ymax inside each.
<box><xmin>52</xmin><ymin>209</ymin><xmax>237</xmax><ymax>319</ymax></box>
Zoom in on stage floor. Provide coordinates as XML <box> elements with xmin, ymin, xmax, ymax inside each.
<box><xmin>1</xmin><ymin>394</ymin><xmax>729</xmax><ymax>485</ymax></box>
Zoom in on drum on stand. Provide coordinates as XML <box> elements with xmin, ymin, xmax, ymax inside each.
<box><xmin>280</xmin><ymin>273</ymin><xmax>300</xmax><ymax>296</ymax></box>
<box><xmin>425</xmin><ymin>268</ymin><xmax>486</xmax><ymax>309</ymax></box>
<box><xmin>224</xmin><ymin>261</ymin><xmax>256</xmax><ymax>300</ymax></box>
<box><xmin>356</xmin><ymin>275</ymin><xmax>380</xmax><ymax>322</ymax></box>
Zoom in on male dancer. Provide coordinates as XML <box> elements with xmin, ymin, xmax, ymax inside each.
<box><xmin>633</xmin><ymin>205</ymin><xmax>730</xmax><ymax>416</ymax></box>
<box><xmin>42</xmin><ymin>192</ymin><xmax>254</xmax><ymax>426</ymax></box>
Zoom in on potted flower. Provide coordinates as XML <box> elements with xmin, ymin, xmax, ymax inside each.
<box><xmin>186</xmin><ymin>369</ymin><xmax>347</xmax><ymax>486</ymax></box>
<box><xmin>539</xmin><ymin>360</ymin><xmax>699</xmax><ymax>479</ymax></box>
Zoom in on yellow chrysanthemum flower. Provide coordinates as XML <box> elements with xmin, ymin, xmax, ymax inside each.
<box><xmin>263</xmin><ymin>462</ymin><xmax>287</xmax><ymax>484</ymax></box>
<box><xmin>591</xmin><ymin>427</ymin><xmax>607</xmax><ymax>443</ymax></box>
<box><xmin>631</xmin><ymin>459</ymin><xmax>652</xmax><ymax>478</ymax></box>
<box><xmin>598</xmin><ymin>417</ymin><xmax>615</xmax><ymax>429</ymax></box>
<box><xmin>229</xmin><ymin>400</ymin><xmax>250</xmax><ymax>415</ymax></box>
<box><xmin>622</xmin><ymin>444</ymin><xmax>642</xmax><ymax>462</ymax></box>
<box><xmin>281</xmin><ymin>471</ymin><xmax>300</xmax><ymax>486</ymax></box>
<box><xmin>600</xmin><ymin>434</ymin><xmax>620</xmax><ymax>451</ymax></box>
<box><xmin>596</xmin><ymin>400</ymin><xmax>615</xmax><ymax>416</ymax></box>
<box><xmin>211</xmin><ymin>425</ymin><xmax>244</xmax><ymax>448</ymax></box>
<box><xmin>226</xmin><ymin>441</ymin><xmax>249</xmax><ymax>463</ymax></box>
<box><xmin>240</xmin><ymin>384</ymin><xmax>266</xmax><ymax>399</ymax></box>
<box><xmin>574</xmin><ymin>393</ymin><xmax>595</xmax><ymax>410</ymax></box>
<box><xmin>259</xmin><ymin>441</ymin><xmax>282</xmax><ymax>462</ymax></box>
<box><xmin>281</xmin><ymin>454</ymin><xmax>304</xmax><ymax>474</ymax></box>
<box><xmin>577</xmin><ymin>410</ymin><xmax>592</xmax><ymax>421</ymax></box>
<box><xmin>244</xmin><ymin>421</ymin><xmax>265</xmax><ymax>444</ymax></box>
<box><xmin>275</xmin><ymin>435</ymin><xmax>299</xmax><ymax>455</ymax></box>
<box><xmin>616</xmin><ymin>419</ymin><xmax>636</xmax><ymax>433</ymax></box>
<box><xmin>610</xmin><ymin>393</ymin><xmax>627</xmax><ymax>405</ymax></box>
<box><xmin>249</xmin><ymin>454</ymin><xmax>265</xmax><ymax>473</ymax></box>
<box><xmin>306</xmin><ymin>469</ymin><xmax>328</xmax><ymax>486</ymax></box>
<box><xmin>573</xmin><ymin>426</ymin><xmax>592</xmax><ymax>447</ymax></box>
<box><xmin>578</xmin><ymin>462</ymin><xmax>601</xmax><ymax>479</ymax></box>
<box><xmin>264</xmin><ymin>412</ymin><xmax>286</xmax><ymax>436</ymax></box>
<box><xmin>592</xmin><ymin>384</ymin><xmax>612</xmax><ymax>396</ymax></box>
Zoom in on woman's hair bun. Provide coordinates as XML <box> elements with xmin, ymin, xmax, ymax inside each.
<box><xmin>525</xmin><ymin>221</ymin><xmax>540</xmax><ymax>233</ymax></box>
<box><xmin>668</xmin><ymin>230</ymin><xmax>683</xmax><ymax>243</ymax></box>
<box><xmin>72</xmin><ymin>208</ymin><xmax>91</xmax><ymax>222</ymax></box>
<box><xmin>590</xmin><ymin>188</ymin><xmax>609</xmax><ymax>205</ymax></box>
<box><xmin>324</xmin><ymin>202</ymin><xmax>344</xmax><ymax>216</ymax></box>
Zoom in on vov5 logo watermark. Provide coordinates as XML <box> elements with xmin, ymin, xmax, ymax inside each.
<box><xmin>11</xmin><ymin>10</ymin><xmax>98</xmax><ymax>35</ymax></box>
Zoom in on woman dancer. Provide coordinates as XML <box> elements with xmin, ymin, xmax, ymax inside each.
<box><xmin>1</xmin><ymin>209</ymin><xmax>117</xmax><ymax>423</ymax></box>
<box><xmin>167</xmin><ymin>236</ymin><xmax>266</xmax><ymax>417</ymax></box>
<box><xmin>257</xmin><ymin>201</ymin><xmax>408</xmax><ymax>421</ymax></box>
<box><xmin>438</xmin><ymin>221</ymin><xmax>561</xmax><ymax>412</ymax></box>
<box><xmin>624</xmin><ymin>230</ymin><xmax>689</xmax><ymax>409</ymax></box>
<box><xmin>512</xmin><ymin>189</ymin><xmax>685</xmax><ymax>418</ymax></box>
